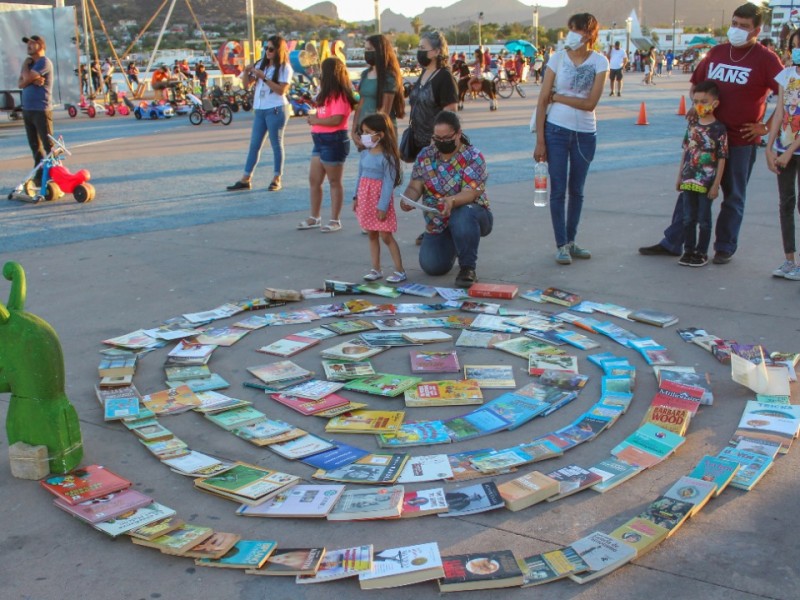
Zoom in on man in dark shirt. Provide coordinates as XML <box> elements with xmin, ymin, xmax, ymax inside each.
<box><xmin>18</xmin><ymin>35</ymin><xmax>54</xmax><ymax>187</ymax></box>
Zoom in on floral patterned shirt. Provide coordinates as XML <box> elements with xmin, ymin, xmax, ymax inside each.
<box><xmin>410</xmin><ymin>144</ymin><xmax>489</xmax><ymax>234</ymax></box>
<box><xmin>679</xmin><ymin>120</ymin><xmax>728</xmax><ymax>193</ymax></box>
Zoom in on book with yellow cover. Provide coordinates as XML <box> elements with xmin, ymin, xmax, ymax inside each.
<box><xmin>497</xmin><ymin>471</ymin><xmax>560</xmax><ymax>511</ymax></box>
<box><xmin>325</xmin><ymin>410</ymin><xmax>405</xmax><ymax>434</ymax></box>
<box><xmin>404</xmin><ymin>380</ymin><xmax>484</xmax><ymax>407</ymax></box>
<box><xmin>640</xmin><ymin>405</ymin><xmax>692</xmax><ymax>436</ymax></box>
<box><xmin>609</xmin><ymin>517</ymin><xmax>670</xmax><ymax>557</ymax></box>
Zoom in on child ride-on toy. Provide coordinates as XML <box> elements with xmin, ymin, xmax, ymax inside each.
<box><xmin>7</xmin><ymin>135</ymin><xmax>95</xmax><ymax>204</ymax></box>
<box><xmin>186</xmin><ymin>93</ymin><xmax>233</xmax><ymax>125</ymax></box>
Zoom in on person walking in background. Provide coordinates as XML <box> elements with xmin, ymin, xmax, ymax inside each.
<box><xmin>666</xmin><ymin>49</ymin><xmax>674</xmax><ymax>76</ymax></box>
<box><xmin>533</xmin><ymin>12</ymin><xmax>609</xmax><ymax>265</ymax></box>
<box><xmin>675</xmin><ymin>81</ymin><xmax>728</xmax><ymax>267</ymax></box>
<box><xmin>765</xmin><ymin>28</ymin><xmax>800</xmax><ymax>279</ymax></box>
<box><xmin>195</xmin><ymin>62</ymin><xmax>208</xmax><ymax>98</ymax></box>
<box><xmin>126</xmin><ymin>61</ymin><xmax>139</xmax><ymax>87</ymax></box>
<box><xmin>607</xmin><ymin>40</ymin><xmax>627</xmax><ymax>96</ymax></box>
<box><xmin>101</xmin><ymin>58</ymin><xmax>114</xmax><ymax>94</ymax></box>
<box><xmin>639</xmin><ymin>3</ymin><xmax>783</xmax><ymax>264</ymax></box>
<box><xmin>18</xmin><ymin>35</ymin><xmax>53</xmax><ymax>188</ymax></box>
<box><xmin>90</xmin><ymin>59</ymin><xmax>101</xmax><ymax>94</ymax></box>
<box><xmin>298</xmin><ymin>58</ymin><xmax>358</xmax><ymax>233</ymax></box>
<box><xmin>354</xmin><ymin>113</ymin><xmax>407</xmax><ymax>283</ymax></box>
<box><xmin>350</xmin><ymin>34</ymin><xmax>405</xmax><ymax>151</ymax></box>
<box><xmin>227</xmin><ymin>35</ymin><xmax>293</xmax><ymax>192</ymax></box>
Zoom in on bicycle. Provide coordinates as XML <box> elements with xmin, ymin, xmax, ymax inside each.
<box><xmin>494</xmin><ymin>68</ymin><xmax>526</xmax><ymax>99</ymax></box>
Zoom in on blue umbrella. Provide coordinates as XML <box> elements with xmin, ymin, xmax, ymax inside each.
<box><xmin>504</xmin><ymin>40</ymin><xmax>537</xmax><ymax>57</ymax></box>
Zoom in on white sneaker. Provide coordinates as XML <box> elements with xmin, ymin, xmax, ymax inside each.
<box><xmin>772</xmin><ymin>260</ymin><xmax>796</xmax><ymax>278</ymax></box>
<box><xmin>784</xmin><ymin>265</ymin><xmax>800</xmax><ymax>281</ymax></box>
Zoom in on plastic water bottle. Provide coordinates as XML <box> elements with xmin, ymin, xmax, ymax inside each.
<box><xmin>534</xmin><ymin>161</ymin><xmax>548</xmax><ymax>207</ymax></box>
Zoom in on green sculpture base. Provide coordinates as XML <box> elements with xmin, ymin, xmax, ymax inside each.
<box><xmin>1</xmin><ymin>262</ymin><xmax>83</xmax><ymax>474</ymax></box>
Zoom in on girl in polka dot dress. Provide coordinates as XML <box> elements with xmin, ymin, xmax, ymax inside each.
<box><xmin>353</xmin><ymin>113</ymin><xmax>406</xmax><ymax>282</ymax></box>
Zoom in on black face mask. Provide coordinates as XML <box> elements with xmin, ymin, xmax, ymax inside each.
<box><xmin>434</xmin><ymin>138</ymin><xmax>458</xmax><ymax>154</ymax></box>
<box><xmin>364</xmin><ymin>50</ymin><xmax>376</xmax><ymax>66</ymax></box>
<box><xmin>417</xmin><ymin>49</ymin><xmax>433</xmax><ymax>67</ymax></box>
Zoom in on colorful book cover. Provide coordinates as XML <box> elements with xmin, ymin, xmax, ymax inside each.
<box><xmin>204</xmin><ymin>405</ymin><xmax>266</xmax><ymax>430</ymax></box>
<box><xmin>469</xmin><ymin>447</ymin><xmax>538</xmax><ymax>472</ymax></box>
<box><xmin>455</xmin><ymin>330</ymin><xmax>513</xmax><ymax>348</ymax></box>
<box><xmin>132</xmin><ymin>523</ymin><xmax>214</xmax><ymax>555</ymax></box>
<box><xmin>195</xmin><ymin>540</ymin><xmax>278</xmax><ymax>568</ymax></box>
<box><xmin>609</xmin><ymin>517</ymin><xmax>670</xmax><ymax>556</ymax></box>
<box><xmin>359</xmin><ymin>331</ymin><xmax>418</xmax><ymax>346</ymax></box>
<box><xmin>641</xmin><ymin>405</ymin><xmax>692</xmax><ymax>436</ymax></box>
<box><xmin>236</xmin><ymin>484</ymin><xmax>345</xmax><ymax>518</ymax></box>
<box><xmin>405</xmin><ymin>380</ymin><xmax>483</xmax><ymax>406</ymax></box>
<box><xmin>443</xmin><ymin>408</ymin><xmax>512</xmax><ymax>442</ymax></box>
<box><xmin>481</xmin><ymin>393</ymin><xmax>549</xmax><ymax>430</ymax></box>
<box><xmin>300</xmin><ymin>441</ymin><xmax>370</xmax><ymax>471</ymax></box>
<box><xmin>313</xmin><ymin>453</ymin><xmax>408</xmax><ymax>484</ymax></box>
<box><xmin>396</xmin><ymin>454</ymin><xmax>454</xmax><ymax>483</ymax></box>
<box><xmin>545</xmin><ymin>464</ymin><xmax>603</xmax><ymax>500</ymax></box>
<box><xmin>463</xmin><ymin>365</ymin><xmax>516</xmax><ymax>389</ymax></box>
<box><xmin>281</xmin><ymin>379</ymin><xmax>346</xmax><ymax>401</ymax></box>
<box><xmin>446</xmin><ymin>448</ymin><xmax>516</xmax><ymax>482</ymax></box>
<box><xmin>325</xmin><ymin>410</ymin><xmax>406</xmax><ymax>433</ymax></box>
<box><xmin>611</xmin><ymin>423</ymin><xmax>686</xmax><ymax>467</ymax></box>
<box><xmin>439</xmin><ymin>482</ymin><xmax>504</xmax><ymax>517</ymax></box>
<box><xmin>718</xmin><ymin>447</ymin><xmax>774</xmax><ymax>490</ymax></box>
<box><xmin>376</xmin><ymin>421</ymin><xmax>452</xmax><ymax>448</ymax></box>
<box><xmin>93</xmin><ymin>502</ymin><xmax>176</xmax><ymax>537</ymax></box>
<box><xmin>637</xmin><ymin>496</ymin><xmax>694</xmax><ymax>531</ymax></box>
<box><xmin>492</xmin><ymin>336</ymin><xmax>551</xmax><ymax>359</ymax></box>
<box><xmin>460</xmin><ymin>300</ymin><xmax>502</xmax><ymax>315</ymax></box>
<box><xmin>53</xmin><ymin>488</ymin><xmax>152</xmax><ymax>524</ymax></box>
<box><xmin>469</xmin><ymin>313</ymin><xmax>521</xmax><ymax>332</ymax></box>
<box><xmin>322</xmin><ymin>359</ymin><xmax>376</xmax><ymax>381</ymax></box>
<box><xmin>528</xmin><ymin>353</ymin><xmax>579</xmax><ymax>376</ymax></box>
<box><xmin>397</xmin><ymin>282</ymin><xmax>438</xmax><ymax>297</ymax></box>
<box><xmin>663</xmin><ymin>475</ymin><xmax>717</xmax><ymax>516</ymax></box>
<box><xmin>104</xmin><ymin>395</ymin><xmax>140</xmax><ymax>421</ymax></box>
<box><xmin>166</xmin><ymin>373</ymin><xmax>229</xmax><ymax>393</ymax></box>
<box><xmin>195</xmin><ymin>463</ymin><xmax>299</xmax><ymax>501</ymax></box>
<box><xmin>257</xmin><ymin>334</ymin><xmax>319</xmax><ymax>357</ymax></box>
<box><xmin>142</xmin><ymin>385</ymin><xmax>201</xmax><ymax>415</ymax></box>
<box><xmin>650</xmin><ymin>379</ymin><xmax>704</xmax><ymax>415</ymax></box>
<box><xmin>688</xmin><ymin>455</ymin><xmax>741</xmax><ymax>496</ymax></box>
<box><xmin>320</xmin><ymin>339</ymin><xmax>387</xmax><ymax>361</ymax></box>
<box><xmin>270</xmin><ymin>392</ymin><xmax>350</xmax><ymax>416</ymax></box>
<box><xmin>249</xmin><ymin>547</ymin><xmax>327</xmax><ymax>576</ymax></box>
<box><xmin>296</xmin><ymin>545</ymin><xmax>374</xmax><ymax>584</ymax></box>
<box><xmin>41</xmin><ymin>465</ymin><xmax>131</xmax><ymax>505</ymax></box>
<box><xmin>400</xmin><ymin>488</ymin><xmax>449</xmax><ymax>518</ymax></box>
<box><xmin>568</xmin><ymin>531</ymin><xmax>636</xmax><ymax>580</ymax></box>
<box><xmin>268</xmin><ymin>434</ymin><xmax>337</xmax><ymax>460</ymax></box>
<box><xmin>164</xmin><ymin>365</ymin><xmax>212</xmax><ymax>381</ymax></box>
<box><xmin>247</xmin><ymin>361</ymin><xmax>312</xmax><ymax>384</ymax></box>
<box><xmin>326</xmin><ymin>486</ymin><xmax>405</xmax><ymax>521</ymax></box>
<box><xmin>356</xmin><ymin>282</ymin><xmax>403</xmax><ymax>298</ymax></box>
<box><xmin>541</xmin><ymin>287</ymin><xmax>581</xmax><ymax>307</ymax></box>
<box><xmin>194</xmin><ymin>326</ymin><xmax>249</xmax><ymax>347</ymax></box>
<box><xmin>409</xmin><ymin>350</ymin><xmax>461</xmax><ymax>373</ymax></box>
<box><xmin>589</xmin><ymin>457</ymin><xmax>643</xmax><ymax>492</ymax></box>
<box><xmin>322</xmin><ymin>319</ymin><xmax>376</xmax><ymax>335</ymax></box>
<box><xmin>438</xmin><ymin>550</ymin><xmax>524</xmax><ymax>590</ymax></box>
<box><xmin>343</xmin><ymin>374</ymin><xmax>421</xmax><ymax>398</ymax></box>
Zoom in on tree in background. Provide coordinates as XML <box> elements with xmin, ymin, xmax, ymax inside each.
<box><xmin>411</xmin><ymin>16</ymin><xmax>424</xmax><ymax>36</ymax></box>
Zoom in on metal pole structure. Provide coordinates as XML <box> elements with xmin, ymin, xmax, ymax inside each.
<box><xmin>144</xmin><ymin>0</ymin><xmax>178</xmax><ymax>77</ymax></box>
<box><xmin>245</xmin><ymin>0</ymin><xmax>255</xmax><ymax>65</ymax></box>
<box><xmin>478</xmin><ymin>12</ymin><xmax>483</xmax><ymax>48</ymax></box>
<box><xmin>533</xmin><ymin>5</ymin><xmax>539</xmax><ymax>50</ymax></box>
<box><xmin>374</xmin><ymin>0</ymin><xmax>381</xmax><ymax>34</ymax></box>
<box><xmin>626</xmin><ymin>17</ymin><xmax>632</xmax><ymax>58</ymax></box>
<box><xmin>672</xmin><ymin>0</ymin><xmax>677</xmax><ymax>54</ymax></box>
<box><xmin>81</xmin><ymin>0</ymin><xmax>94</xmax><ymax>97</ymax></box>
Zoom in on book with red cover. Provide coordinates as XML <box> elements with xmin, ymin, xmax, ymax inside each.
<box><xmin>40</xmin><ymin>464</ymin><xmax>132</xmax><ymax>505</ymax></box>
<box><xmin>467</xmin><ymin>283</ymin><xmax>519</xmax><ymax>300</ymax></box>
<box><xmin>270</xmin><ymin>392</ymin><xmax>351</xmax><ymax>416</ymax></box>
<box><xmin>650</xmin><ymin>379</ymin><xmax>704</xmax><ymax>416</ymax></box>
<box><xmin>410</xmin><ymin>350</ymin><xmax>461</xmax><ymax>373</ymax></box>
<box><xmin>53</xmin><ymin>488</ymin><xmax>153</xmax><ymax>524</ymax></box>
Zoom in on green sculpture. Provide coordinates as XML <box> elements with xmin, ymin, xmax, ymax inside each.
<box><xmin>1</xmin><ymin>261</ymin><xmax>83</xmax><ymax>473</ymax></box>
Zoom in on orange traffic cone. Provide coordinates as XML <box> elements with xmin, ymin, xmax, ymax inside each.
<box><xmin>636</xmin><ymin>102</ymin><xmax>649</xmax><ymax>125</ymax></box>
<box><xmin>677</xmin><ymin>95</ymin><xmax>686</xmax><ymax>116</ymax></box>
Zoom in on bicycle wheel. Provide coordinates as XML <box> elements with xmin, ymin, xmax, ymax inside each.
<box><xmin>219</xmin><ymin>105</ymin><xmax>233</xmax><ymax>125</ymax></box>
<box><xmin>515</xmin><ymin>84</ymin><xmax>527</xmax><ymax>98</ymax></box>
<box><xmin>495</xmin><ymin>77</ymin><xmax>513</xmax><ymax>99</ymax></box>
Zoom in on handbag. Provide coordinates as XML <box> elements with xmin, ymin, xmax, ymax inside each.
<box><xmin>399</xmin><ymin>122</ymin><xmax>420</xmax><ymax>163</ymax></box>
<box><xmin>530</xmin><ymin>104</ymin><xmax>550</xmax><ymax>134</ymax></box>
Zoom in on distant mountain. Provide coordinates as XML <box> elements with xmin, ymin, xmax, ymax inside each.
<box><xmin>305</xmin><ymin>2</ymin><xmax>339</xmax><ymax>20</ymax></box>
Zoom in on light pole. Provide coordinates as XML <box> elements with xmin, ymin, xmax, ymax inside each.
<box><xmin>533</xmin><ymin>5</ymin><xmax>539</xmax><ymax>50</ymax></box>
<box><xmin>671</xmin><ymin>0</ymin><xmax>677</xmax><ymax>55</ymax></box>
<box><xmin>626</xmin><ymin>17</ymin><xmax>632</xmax><ymax>58</ymax></box>
<box><xmin>478</xmin><ymin>12</ymin><xmax>484</xmax><ymax>49</ymax></box>
<box><xmin>374</xmin><ymin>0</ymin><xmax>381</xmax><ymax>34</ymax></box>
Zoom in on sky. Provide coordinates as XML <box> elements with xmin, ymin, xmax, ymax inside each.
<box><xmin>294</xmin><ymin>0</ymin><xmax>567</xmax><ymax>23</ymax></box>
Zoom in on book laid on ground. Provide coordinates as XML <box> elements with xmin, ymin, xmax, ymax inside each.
<box><xmin>164</xmin><ymin>365</ymin><xmax>212</xmax><ymax>381</ymax></box>
<box><xmin>731</xmin><ymin>400</ymin><xmax>800</xmax><ymax>454</ymax></box>
<box><xmin>257</xmin><ymin>334</ymin><xmax>320</xmax><ymax>357</ymax></box>
<box><xmin>180</xmin><ymin>531</ymin><xmax>241</xmax><ymax>560</ymax></box>
<box><xmin>165</xmin><ymin>373</ymin><xmax>229</xmax><ymax>393</ymax></box>
<box><xmin>194</xmin><ymin>462</ymin><xmax>300</xmax><ymax>506</ymax></box>
<box><xmin>405</xmin><ymin>380</ymin><xmax>484</xmax><ymax>407</ymax></box>
<box><xmin>463</xmin><ymin>365</ymin><xmax>516</xmax><ymax>389</ymax></box>
<box><xmin>359</xmin><ymin>331</ymin><xmax>419</xmax><ymax>347</ymax></box>
<box><xmin>247</xmin><ymin>361</ymin><xmax>312</xmax><ymax>386</ymax></box>
<box><xmin>468</xmin><ymin>447</ymin><xmax>540</xmax><ymax>472</ymax></box>
<box><xmin>376</xmin><ymin>421</ymin><xmax>453</xmax><ymax>448</ymax></box>
<box><xmin>567</xmin><ymin>531</ymin><xmax>637</xmax><ymax>583</ymax></box>
<box><xmin>555</xmin><ymin>330</ymin><xmax>601</xmax><ymax>350</ymax></box>
<box><xmin>165</xmin><ymin>340</ymin><xmax>216</xmax><ymax>365</ymax></box>
<box><xmin>103</xmin><ymin>392</ymin><xmax>140</xmax><ymax>421</ymax></box>
<box><xmin>300</xmin><ymin>440</ymin><xmax>370</xmax><ymax>471</ymax></box>
<box><xmin>313</xmin><ymin>453</ymin><xmax>408</xmax><ymax>485</ymax></box>
<box><xmin>589</xmin><ymin>457</ymin><xmax>643</xmax><ymax>493</ymax></box>
<box><xmin>268</xmin><ymin>434</ymin><xmax>337</xmax><ymax>460</ymax></box>
<box><xmin>98</xmin><ymin>356</ymin><xmax>137</xmax><ymax>378</ymax></box>
<box><xmin>322</xmin><ymin>319</ymin><xmax>376</xmax><ymax>335</ymax></box>
<box><xmin>193</xmin><ymin>391</ymin><xmax>251</xmax><ymax>414</ymax></box>
<box><xmin>663</xmin><ymin>475</ymin><xmax>717</xmax><ymax>517</ymax></box>
<box><xmin>194</xmin><ymin>540</ymin><xmax>278</xmax><ymax>569</ymax></box>
<box><xmin>93</xmin><ymin>501</ymin><xmax>176</xmax><ymax>537</ymax></box>
<box><xmin>41</xmin><ymin>465</ymin><xmax>131</xmax><ymax>505</ymax></box>
<box><xmin>230</xmin><ymin>418</ymin><xmax>301</xmax><ymax>446</ymax></box>
<box><xmin>656</xmin><ymin>369</ymin><xmax>714</xmax><ymax>405</ymax></box>
<box><xmin>455</xmin><ymin>330</ymin><xmax>513</xmax><ymax>348</ymax></box>
<box><xmin>321</xmin><ymin>339</ymin><xmax>388</xmax><ymax>361</ymax></box>
<box><xmin>609</xmin><ymin>517</ymin><xmax>670</xmax><ymax>557</ymax></box>
<box><xmin>637</xmin><ymin>495</ymin><xmax>694</xmax><ymax>534</ymax></box>
<box><xmin>481</xmin><ymin>393</ymin><xmax>549</xmax><ymax>430</ymax></box>
<box><xmin>545</xmin><ymin>464</ymin><xmax>604</xmax><ymax>501</ymax></box>
<box><xmin>246</xmin><ymin>547</ymin><xmax>327</xmax><ymax>576</ymax></box>
<box><xmin>528</xmin><ymin>352</ymin><xmax>579</xmax><ymax>376</ymax></box>
<box><xmin>541</xmin><ymin>287</ymin><xmax>581</xmax><ymax>307</ymax></box>
<box><xmin>409</xmin><ymin>350</ymin><xmax>461</xmax><ymax>373</ymax></box>
<box><xmin>324</xmin><ymin>410</ymin><xmax>406</xmax><ymax>434</ymax></box>
<box><xmin>204</xmin><ymin>405</ymin><xmax>267</xmax><ymax>431</ymax></box>
<box><xmin>236</xmin><ymin>484</ymin><xmax>345</xmax><ymax>518</ymax></box>
<box><xmin>446</xmin><ymin>449</ymin><xmax>517</xmax><ymax>482</ymax></box>
<box><xmin>439</xmin><ymin>481</ymin><xmax>504</xmax><ymax>517</ymax></box>
<box><xmin>296</xmin><ymin>545</ymin><xmax>373</xmax><ymax>584</ymax></box>
<box><xmin>498</xmin><ymin>471</ymin><xmax>560</xmax><ymax>511</ymax></box>
<box><xmin>194</xmin><ymin>326</ymin><xmax>250</xmax><ymax>347</ymax></box>
<box><xmin>131</xmin><ymin>523</ymin><xmax>215</xmax><ymax>556</ymax></box>
<box><xmin>139</xmin><ymin>437</ymin><xmax>190</xmax><ymax>461</ymax></box>
<box><xmin>718</xmin><ymin>447</ymin><xmax>774</xmax><ymax>491</ymax></box>
<box><xmin>611</xmin><ymin>423</ymin><xmax>686</xmax><ymax>469</ymax></box>
<box><xmin>521</xmin><ymin>548</ymin><xmax>589</xmax><ymax>586</ymax></box>
<box><xmin>438</xmin><ymin>550</ymin><xmax>524</xmax><ymax>592</ymax></box>
<box><xmin>270</xmin><ymin>391</ymin><xmax>350</xmax><ymax>416</ymax></box>
<box><xmin>127</xmin><ymin>516</ymin><xmax>184</xmax><ymax>541</ymax></box>
<box><xmin>400</xmin><ymin>488</ymin><xmax>449</xmax><ymax>518</ymax></box>
<box><xmin>688</xmin><ymin>455</ymin><xmax>740</xmax><ymax>496</ymax></box>
<box><xmin>142</xmin><ymin>385</ymin><xmax>201</xmax><ymax>415</ymax></box>
<box><xmin>54</xmin><ymin>488</ymin><xmax>153</xmax><ymax>525</ymax></box>
<box><xmin>468</xmin><ymin>313</ymin><xmax>520</xmax><ymax>332</ymax></box>
<box><xmin>629</xmin><ymin>308</ymin><xmax>679</xmax><ymax>327</ymax></box>
<box><xmin>396</xmin><ymin>282</ymin><xmax>438</xmax><ymax>297</ymax></box>
<box><xmin>280</xmin><ymin>379</ymin><xmax>346</xmax><ymax>401</ymax></box>
<box><xmin>359</xmin><ymin>542</ymin><xmax>445</xmax><ymax>590</ymax></box>
<box><xmin>640</xmin><ymin>405</ymin><xmax>692</xmax><ymax>436</ymax></box>
<box><xmin>98</xmin><ymin>373</ymin><xmax>134</xmax><ymax>388</ymax></box>
<box><xmin>493</xmin><ymin>336</ymin><xmax>553</xmax><ymax>359</ymax></box>
<box><xmin>326</xmin><ymin>486</ymin><xmax>405</xmax><ymax>521</ymax></box>
<box><xmin>162</xmin><ymin>451</ymin><xmax>228</xmax><ymax>477</ymax></box>
<box><xmin>396</xmin><ymin>454</ymin><xmax>454</xmax><ymax>483</ymax></box>
<box><xmin>402</xmin><ymin>330</ymin><xmax>453</xmax><ymax>344</ymax></box>
<box><xmin>322</xmin><ymin>359</ymin><xmax>376</xmax><ymax>381</ymax></box>
<box><xmin>343</xmin><ymin>374</ymin><xmax>422</xmax><ymax>398</ymax></box>
<box><xmin>357</xmin><ymin>282</ymin><xmax>403</xmax><ymax>298</ymax></box>
<box><xmin>442</xmin><ymin>407</ymin><xmax>512</xmax><ymax>442</ymax></box>
<box><xmin>467</xmin><ymin>282</ymin><xmax>519</xmax><ymax>299</ymax></box>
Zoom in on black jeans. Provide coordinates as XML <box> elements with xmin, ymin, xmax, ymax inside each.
<box><xmin>23</xmin><ymin>109</ymin><xmax>53</xmax><ymax>183</ymax></box>
<box><xmin>776</xmin><ymin>154</ymin><xmax>800</xmax><ymax>254</ymax></box>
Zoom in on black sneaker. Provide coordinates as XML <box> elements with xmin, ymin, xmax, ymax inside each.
<box><xmin>454</xmin><ymin>267</ymin><xmax>478</xmax><ymax>288</ymax></box>
<box><xmin>712</xmin><ymin>251</ymin><xmax>733</xmax><ymax>264</ymax></box>
<box><xmin>226</xmin><ymin>180</ymin><xmax>251</xmax><ymax>191</ymax></box>
<box><xmin>678</xmin><ymin>252</ymin><xmax>694</xmax><ymax>266</ymax></box>
<box><xmin>639</xmin><ymin>243</ymin><xmax>680</xmax><ymax>256</ymax></box>
<box><xmin>689</xmin><ymin>253</ymin><xmax>708</xmax><ymax>267</ymax></box>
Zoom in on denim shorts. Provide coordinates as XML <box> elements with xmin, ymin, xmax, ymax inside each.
<box><xmin>311</xmin><ymin>130</ymin><xmax>350</xmax><ymax>165</ymax></box>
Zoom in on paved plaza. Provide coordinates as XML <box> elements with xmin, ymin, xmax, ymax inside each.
<box><xmin>1</xmin><ymin>73</ymin><xmax>798</xmax><ymax>600</ymax></box>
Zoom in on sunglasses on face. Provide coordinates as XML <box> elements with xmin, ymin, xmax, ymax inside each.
<box><xmin>431</xmin><ymin>133</ymin><xmax>458</xmax><ymax>143</ymax></box>
<box><xmin>265</xmin><ymin>46</ymin><xmax>275</xmax><ymax>52</ymax></box>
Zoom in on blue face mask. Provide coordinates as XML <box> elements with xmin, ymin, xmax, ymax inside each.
<box><xmin>792</xmin><ymin>48</ymin><xmax>800</xmax><ymax>65</ymax></box>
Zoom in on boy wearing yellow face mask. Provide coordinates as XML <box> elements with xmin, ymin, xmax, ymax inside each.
<box><xmin>676</xmin><ymin>80</ymin><xmax>729</xmax><ymax>267</ymax></box>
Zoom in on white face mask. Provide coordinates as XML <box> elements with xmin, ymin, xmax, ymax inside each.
<box><xmin>564</xmin><ymin>30</ymin><xmax>584</xmax><ymax>50</ymax></box>
<box><xmin>726</xmin><ymin>26</ymin><xmax>750</xmax><ymax>48</ymax></box>
<box><xmin>360</xmin><ymin>133</ymin><xmax>379</xmax><ymax>149</ymax></box>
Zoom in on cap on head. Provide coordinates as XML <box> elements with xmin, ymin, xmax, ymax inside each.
<box><xmin>22</xmin><ymin>35</ymin><xmax>46</xmax><ymax>50</ymax></box>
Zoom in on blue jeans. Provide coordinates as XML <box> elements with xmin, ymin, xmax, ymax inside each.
<box><xmin>419</xmin><ymin>204</ymin><xmax>493</xmax><ymax>275</ymax></box>
<box><xmin>244</xmin><ymin>106</ymin><xmax>289</xmax><ymax>177</ymax></box>
<box><xmin>544</xmin><ymin>122</ymin><xmax>597</xmax><ymax>248</ymax></box>
<box><xmin>660</xmin><ymin>144</ymin><xmax>757</xmax><ymax>255</ymax></box>
<box><xmin>682</xmin><ymin>191</ymin><xmax>713</xmax><ymax>254</ymax></box>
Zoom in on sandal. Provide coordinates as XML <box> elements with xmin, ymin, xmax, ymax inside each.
<box><xmin>297</xmin><ymin>216</ymin><xmax>321</xmax><ymax>230</ymax></box>
<box><xmin>363</xmin><ymin>269</ymin><xmax>382</xmax><ymax>281</ymax></box>
<box><xmin>268</xmin><ymin>178</ymin><xmax>282</xmax><ymax>191</ymax></box>
<box><xmin>386</xmin><ymin>271</ymin><xmax>407</xmax><ymax>284</ymax></box>
<box><xmin>320</xmin><ymin>220</ymin><xmax>342</xmax><ymax>233</ymax></box>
